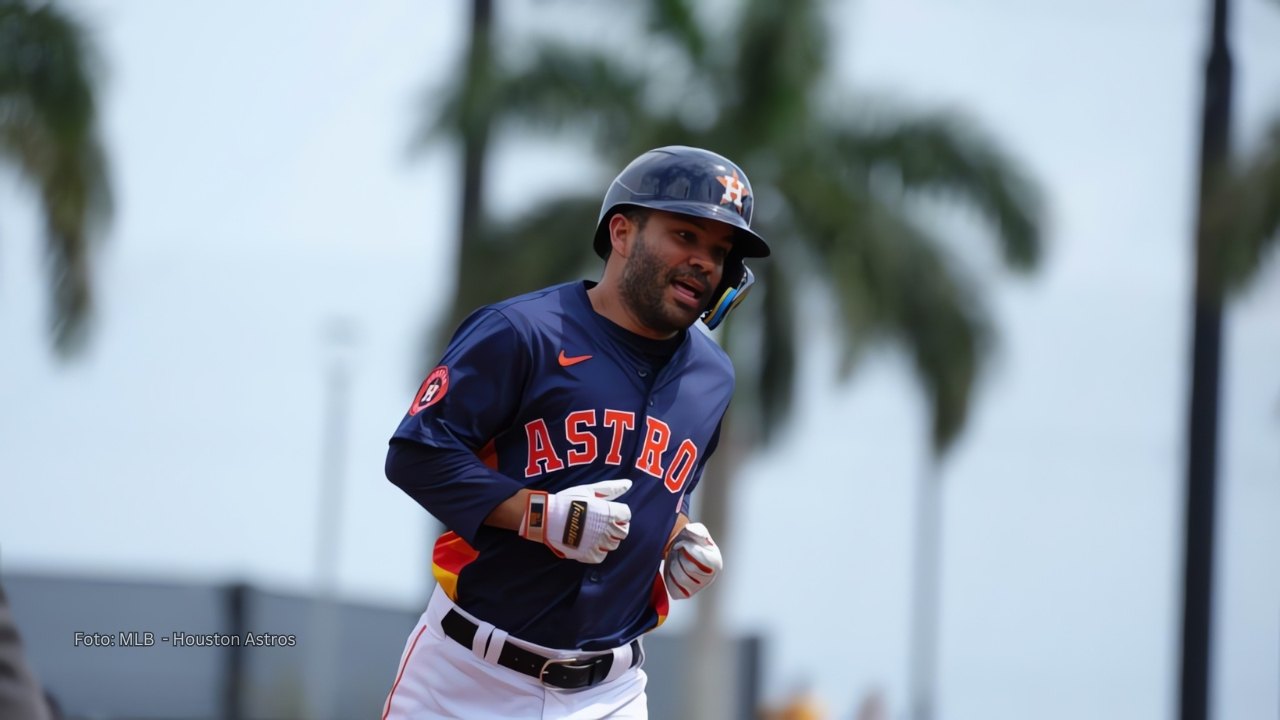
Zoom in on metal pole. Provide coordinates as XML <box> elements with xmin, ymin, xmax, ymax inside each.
<box><xmin>222</xmin><ymin>582</ymin><xmax>248</xmax><ymax>720</ymax></box>
<box><xmin>1179</xmin><ymin>1</ymin><xmax>1232</xmax><ymax>718</ymax></box>
<box><xmin>309</xmin><ymin>318</ymin><xmax>356</xmax><ymax>719</ymax></box>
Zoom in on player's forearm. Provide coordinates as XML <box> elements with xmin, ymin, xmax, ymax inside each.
<box><xmin>483</xmin><ymin>489</ymin><xmax>534</xmax><ymax>531</ymax></box>
<box><xmin>385</xmin><ymin>440</ymin><xmax>525</xmax><ymax>543</ymax></box>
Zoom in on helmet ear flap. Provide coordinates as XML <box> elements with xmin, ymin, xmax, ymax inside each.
<box><xmin>701</xmin><ymin>263</ymin><xmax>755</xmax><ymax>330</ymax></box>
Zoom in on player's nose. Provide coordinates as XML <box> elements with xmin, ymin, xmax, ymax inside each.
<box><xmin>685</xmin><ymin>252</ymin><xmax>718</xmax><ymax>289</ymax></box>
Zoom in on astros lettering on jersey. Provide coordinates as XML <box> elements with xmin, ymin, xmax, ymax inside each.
<box><xmin>392</xmin><ymin>281</ymin><xmax>731</xmax><ymax>651</ymax></box>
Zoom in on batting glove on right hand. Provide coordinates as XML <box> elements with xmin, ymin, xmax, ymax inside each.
<box><xmin>518</xmin><ymin>479</ymin><xmax>632</xmax><ymax>564</ymax></box>
<box><xmin>664</xmin><ymin>522</ymin><xmax>722</xmax><ymax>600</ymax></box>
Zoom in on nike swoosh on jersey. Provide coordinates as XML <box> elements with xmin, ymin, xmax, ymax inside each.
<box><xmin>558</xmin><ymin>350</ymin><xmax>592</xmax><ymax>367</ymax></box>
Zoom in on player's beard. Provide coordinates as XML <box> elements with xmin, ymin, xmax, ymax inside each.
<box><xmin>620</xmin><ymin>230</ymin><xmax>710</xmax><ymax>335</ymax></box>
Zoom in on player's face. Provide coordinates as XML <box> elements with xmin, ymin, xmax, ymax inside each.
<box><xmin>620</xmin><ymin>211</ymin><xmax>735</xmax><ymax>335</ymax></box>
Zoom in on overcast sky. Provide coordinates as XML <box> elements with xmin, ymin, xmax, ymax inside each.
<box><xmin>1</xmin><ymin>1</ymin><xmax>1277</xmax><ymax>718</ymax></box>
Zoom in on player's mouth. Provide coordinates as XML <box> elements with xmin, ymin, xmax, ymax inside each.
<box><xmin>670</xmin><ymin>276</ymin><xmax>708</xmax><ymax>309</ymax></box>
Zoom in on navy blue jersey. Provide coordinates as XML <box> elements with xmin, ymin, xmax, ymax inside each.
<box><xmin>390</xmin><ymin>281</ymin><xmax>732</xmax><ymax>650</ymax></box>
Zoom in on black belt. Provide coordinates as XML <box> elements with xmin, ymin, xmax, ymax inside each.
<box><xmin>441</xmin><ymin>609</ymin><xmax>640</xmax><ymax>690</ymax></box>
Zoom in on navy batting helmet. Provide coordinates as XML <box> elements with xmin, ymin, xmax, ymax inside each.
<box><xmin>594</xmin><ymin>146</ymin><xmax>770</xmax><ymax>329</ymax></box>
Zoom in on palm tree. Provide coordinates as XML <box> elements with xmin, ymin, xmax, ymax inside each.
<box><xmin>418</xmin><ymin>1</ymin><xmax>1044</xmax><ymax>717</ymax></box>
<box><xmin>0</xmin><ymin>0</ymin><xmax>112</xmax><ymax>357</ymax></box>
<box><xmin>417</xmin><ymin>0</ymin><xmax>495</xmax><ymax>366</ymax></box>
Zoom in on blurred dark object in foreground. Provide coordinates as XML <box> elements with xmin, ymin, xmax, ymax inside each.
<box><xmin>0</xmin><ymin>581</ymin><xmax>55</xmax><ymax>720</ymax></box>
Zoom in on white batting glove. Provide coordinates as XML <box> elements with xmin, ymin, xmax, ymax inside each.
<box><xmin>664</xmin><ymin>522</ymin><xmax>722</xmax><ymax>600</ymax></box>
<box><xmin>519</xmin><ymin>479</ymin><xmax>632</xmax><ymax>564</ymax></box>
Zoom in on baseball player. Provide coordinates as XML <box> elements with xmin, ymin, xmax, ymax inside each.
<box><xmin>381</xmin><ymin>146</ymin><xmax>769</xmax><ymax>719</ymax></box>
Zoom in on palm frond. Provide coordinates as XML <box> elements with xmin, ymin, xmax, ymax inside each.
<box><xmin>647</xmin><ymin>0</ymin><xmax>706</xmax><ymax>64</ymax></box>
<box><xmin>0</xmin><ymin>2</ymin><xmax>101</xmax><ymax>142</ymax></box>
<box><xmin>1213</xmin><ymin>118</ymin><xmax>1280</xmax><ymax>293</ymax></box>
<box><xmin>834</xmin><ymin>116</ymin><xmax>1044</xmax><ymax>272</ymax></box>
<box><xmin>489</xmin><ymin>44</ymin><xmax>650</xmax><ymax>150</ymax></box>
<box><xmin>754</xmin><ymin>258</ymin><xmax>797</xmax><ymax>442</ymax></box>
<box><xmin>773</xmin><ymin>139</ymin><xmax>991</xmax><ymax>454</ymax></box>
<box><xmin>0</xmin><ymin>97</ymin><xmax>56</xmax><ymax>182</ymax></box>
<box><xmin>729</xmin><ymin>0</ymin><xmax>826</xmax><ymax>141</ymax></box>
<box><xmin>0</xmin><ymin>0</ymin><xmax>111</xmax><ymax>358</ymax></box>
<box><xmin>889</xmin><ymin>219</ymin><xmax>991</xmax><ymax>456</ymax></box>
<box><xmin>433</xmin><ymin>195</ymin><xmax>603</xmax><ymax>351</ymax></box>
<box><xmin>770</xmin><ymin>141</ymin><xmax>884</xmax><ymax>357</ymax></box>
<box><xmin>42</xmin><ymin>136</ymin><xmax>110</xmax><ymax>354</ymax></box>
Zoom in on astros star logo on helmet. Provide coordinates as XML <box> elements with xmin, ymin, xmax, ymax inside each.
<box><xmin>716</xmin><ymin>170</ymin><xmax>748</xmax><ymax>213</ymax></box>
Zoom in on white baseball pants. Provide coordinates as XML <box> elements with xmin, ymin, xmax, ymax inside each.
<box><xmin>381</xmin><ymin>586</ymin><xmax>648</xmax><ymax>719</ymax></box>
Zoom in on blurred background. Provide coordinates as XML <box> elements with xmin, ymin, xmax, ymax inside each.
<box><xmin>1</xmin><ymin>0</ymin><xmax>1277</xmax><ymax>719</ymax></box>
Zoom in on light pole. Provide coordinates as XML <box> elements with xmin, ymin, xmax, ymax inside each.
<box><xmin>1179</xmin><ymin>1</ymin><xmax>1232</xmax><ymax>718</ymax></box>
<box><xmin>309</xmin><ymin>317</ymin><xmax>358</xmax><ymax>720</ymax></box>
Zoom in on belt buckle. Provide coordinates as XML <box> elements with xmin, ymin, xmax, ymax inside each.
<box><xmin>538</xmin><ymin>656</ymin><xmax>594</xmax><ymax>686</ymax></box>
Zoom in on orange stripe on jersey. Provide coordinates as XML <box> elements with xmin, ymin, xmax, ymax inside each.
<box><xmin>432</xmin><ymin>531</ymin><xmax>479</xmax><ymax>601</ymax></box>
<box><xmin>650</xmin><ymin>571</ymin><xmax>670</xmax><ymax>629</ymax></box>
<box><xmin>476</xmin><ymin>438</ymin><xmax>498</xmax><ymax>469</ymax></box>
<box><xmin>433</xmin><ymin>439</ymin><xmax>490</xmax><ymax>599</ymax></box>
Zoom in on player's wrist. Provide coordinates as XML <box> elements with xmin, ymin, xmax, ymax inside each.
<box><xmin>518</xmin><ymin>490</ymin><xmax>551</xmax><ymax>544</ymax></box>
<box><xmin>514</xmin><ymin>480</ymin><xmax>632</xmax><ymax>564</ymax></box>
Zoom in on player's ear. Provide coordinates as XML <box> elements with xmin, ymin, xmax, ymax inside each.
<box><xmin>607</xmin><ymin>213</ymin><xmax>634</xmax><ymax>259</ymax></box>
